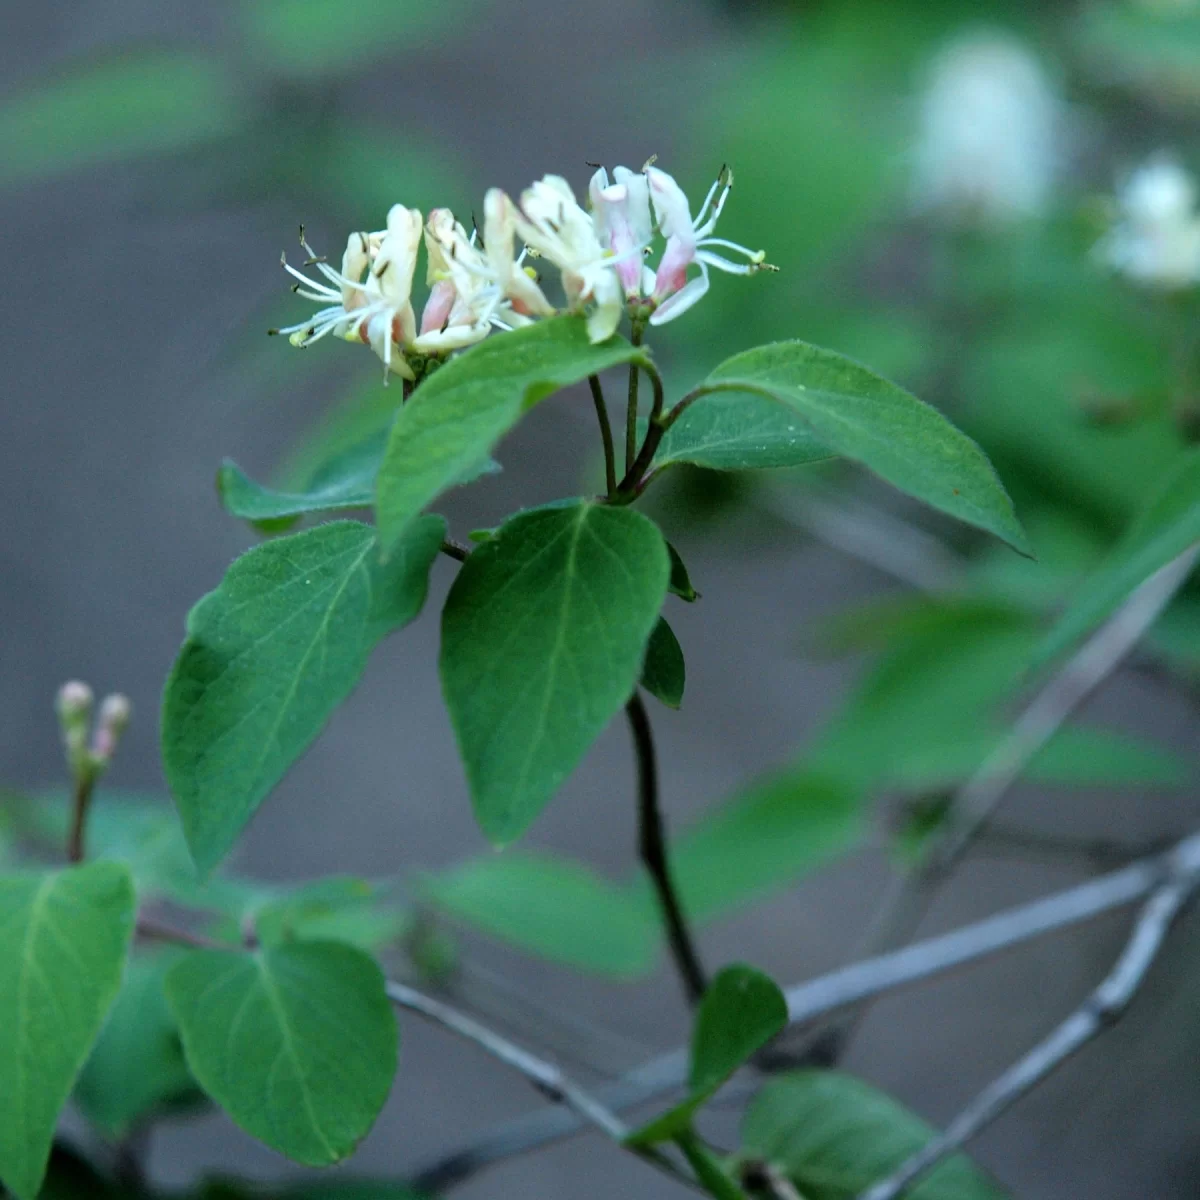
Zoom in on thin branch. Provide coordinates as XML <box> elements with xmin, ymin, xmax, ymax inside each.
<box><xmin>817</xmin><ymin>546</ymin><xmax>1200</xmax><ymax>1062</ymax></box>
<box><xmin>384</xmin><ymin>979</ymin><xmax>628</xmax><ymax>1140</ymax></box>
<box><xmin>858</xmin><ymin>834</ymin><xmax>1200</xmax><ymax>1200</ymax></box>
<box><xmin>408</xmin><ymin>829</ymin><xmax>1200</xmax><ymax>1192</ymax></box>
<box><xmin>616</xmin><ymin>356</ymin><xmax>667</xmax><ymax>497</ymax></box>
<box><xmin>440</xmin><ymin>538</ymin><xmax>471</xmax><ymax>563</ymax></box>
<box><xmin>588</xmin><ymin>374</ymin><xmax>618</xmax><ymax>496</ymax></box>
<box><xmin>135</xmin><ymin>915</ymin><xmax>225</xmax><ymax>950</ymax></box>
<box><xmin>626</xmin><ymin>692</ymin><xmax>708</xmax><ymax>1005</ymax></box>
<box><xmin>626</xmin><ymin>354</ymin><xmax>642</xmax><ymax>474</ymax></box>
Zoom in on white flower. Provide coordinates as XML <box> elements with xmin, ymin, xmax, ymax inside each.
<box><xmin>589</xmin><ymin>165</ymin><xmax>654</xmax><ymax>297</ymax></box>
<box><xmin>513</xmin><ymin>174</ymin><xmax>625</xmax><ymax>342</ymax></box>
<box><xmin>913</xmin><ymin>32</ymin><xmax>1060</xmax><ymax>224</ymax></box>
<box><xmin>1099</xmin><ymin>154</ymin><xmax>1200</xmax><ymax>290</ymax></box>
<box><xmin>275</xmin><ymin>203</ymin><xmax>423</xmax><ymax>380</ymax></box>
<box><xmin>643</xmin><ymin>165</ymin><xmax>774</xmax><ymax>325</ymax></box>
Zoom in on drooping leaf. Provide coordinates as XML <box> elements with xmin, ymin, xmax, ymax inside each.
<box><xmin>629</xmin><ymin>965</ymin><xmax>787</xmax><ymax>1145</ymax></box>
<box><xmin>0</xmin><ymin>863</ymin><xmax>135</xmax><ymax>1200</ymax></box>
<box><xmin>375</xmin><ymin>317</ymin><xmax>646</xmax><ymax>554</ymax></box>
<box><xmin>75</xmin><ymin>952</ymin><xmax>202</xmax><ymax>1138</ymax></box>
<box><xmin>423</xmin><ymin>852</ymin><xmax>657</xmax><ymax>976</ymax></box>
<box><xmin>641</xmin><ymin>618</ymin><xmax>686</xmax><ymax>709</ymax></box>
<box><xmin>650</xmin><ymin>391</ymin><xmax>833</xmax><ymax>472</ymax></box>
<box><xmin>440</xmin><ymin>500</ymin><xmax>669</xmax><ymax>843</ymax></box>
<box><xmin>1035</xmin><ymin>448</ymin><xmax>1200</xmax><ymax>667</ymax></box>
<box><xmin>0</xmin><ymin>54</ymin><xmax>239</xmax><ymax>187</ymax></box>
<box><xmin>165</xmin><ymin>941</ymin><xmax>397</xmax><ymax>1165</ymax></box>
<box><xmin>218</xmin><ymin>433</ymin><xmax>498</xmax><ymax>529</ymax></box>
<box><xmin>692</xmin><ymin>342</ymin><xmax>1029</xmax><ymax>552</ymax></box>
<box><xmin>740</xmin><ymin>1070</ymin><xmax>1006</xmax><ymax>1200</ymax></box>
<box><xmin>667</xmin><ymin>542</ymin><xmax>700</xmax><ymax>601</ymax></box>
<box><xmin>163</xmin><ymin>518</ymin><xmax>445</xmax><ymax>874</ymax></box>
<box><xmin>642</xmin><ymin>769</ymin><xmax>862</xmax><ymax>923</ymax></box>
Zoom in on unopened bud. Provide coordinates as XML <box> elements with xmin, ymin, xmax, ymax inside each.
<box><xmin>56</xmin><ymin>680</ymin><xmax>94</xmax><ymax>769</ymax></box>
<box><xmin>90</xmin><ymin>693</ymin><xmax>132</xmax><ymax>765</ymax></box>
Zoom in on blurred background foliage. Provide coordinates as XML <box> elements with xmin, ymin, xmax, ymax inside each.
<box><xmin>3</xmin><ymin>0</ymin><xmax>1200</xmax><ymax>1193</ymax></box>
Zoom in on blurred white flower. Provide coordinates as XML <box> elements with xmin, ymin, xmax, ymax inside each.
<box><xmin>1099</xmin><ymin>153</ymin><xmax>1200</xmax><ymax>289</ymax></box>
<box><xmin>913</xmin><ymin>32</ymin><xmax>1061</xmax><ymax>224</ymax></box>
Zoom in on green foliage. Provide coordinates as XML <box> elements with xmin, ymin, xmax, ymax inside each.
<box><xmin>695</xmin><ymin>343</ymin><xmax>1029</xmax><ymax>553</ymax></box>
<box><xmin>1035</xmin><ymin>448</ymin><xmax>1200</xmax><ymax>667</ymax></box>
<box><xmin>652</xmin><ymin>391</ymin><xmax>833</xmax><ymax>472</ymax></box>
<box><xmin>630</xmin><ymin>964</ymin><xmax>787</xmax><ymax>1145</ymax></box>
<box><xmin>163</xmin><ymin>518</ymin><xmax>444</xmax><ymax>873</ymax></box>
<box><xmin>0</xmin><ymin>863</ymin><xmax>135</xmax><ymax>1200</ymax></box>
<box><xmin>219</xmin><ymin>435</ymin><xmax>499</xmax><ymax>530</ymax></box>
<box><xmin>0</xmin><ymin>54</ymin><xmax>239</xmax><ymax>187</ymax></box>
<box><xmin>240</xmin><ymin>0</ymin><xmax>485</xmax><ymax>76</ymax></box>
<box><xmin>675</xmin><ymin>1132</ymin><xmax>751</xmax><ymax>1200</ymax></box>
<box><xmin>165</xmin><ymin>941</ymin><xmax>397</xmax><ymax>1165</ymax></box>
<box><xmin>440</xmin><ymin>500</ymin><xmax>669</xmax><ymax>843</ymax></box>
<box><xmin>641</xmin><ymin>618</ymin><xmax>686</xmax><ymax>709</ymax></box>
<box><xmin>75</xmin><ymin>952</ymin><xmax>202</xmax><ymax>1138</ymax></box>
<box><xmin>662</xmin><ymin>769</ymin><xmax>863</xmax><ymax>923</ymax></box>
<box><xmin>424</xmin><ymin>853</ymin><xmax>657</xmax><ymax>976</ymax></box>
<box><xmin>374</xmin><ymin>317</ymin><xmax>646</xmax><ymax>554</ymax></box>
<box><xmin>667</xmin><ymin>542</ymin><xmax>700</xmax><ymax>601</ymax></box>
<box><xmin>247</xmin><ymin>877</ymin><xmax>409</xmax><ymax>952</ymax></box>
<box><xmin>740</xmin><ymin>1071</ymin><xmax>1006</xmax><ymax>1200</ymax></box>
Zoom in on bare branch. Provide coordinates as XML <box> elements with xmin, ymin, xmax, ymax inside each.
<box><xmin>384</xmin><ymin>979</ymin><xmax>628</xmax><ymax>1141</ymax></box>
<box><xmin>408</xmin><ymin>830</ymin><xmax>1200</xmax><ymax>1192</ymax></box>
<box><xmin>857</xmin><ymin>834</ymin><xmax>1200</xmax><ymax>1200</ymax></box>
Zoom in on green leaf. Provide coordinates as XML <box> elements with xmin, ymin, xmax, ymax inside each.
<box><xmin>375</xmin><ymin>317</ymin><xmax>646</xmax><ymax>554</ymax></box>
<box><xmin>652</xmin><ymin>390</ymin><xmax>833</xmax><ymax>472</ymax></box>
<box><xmin>630</xmin><ymin>965</ymin><xmax>787</xmax><ymax>1145</ymax></box>
<box><xmin>241</xmin><ymin>0</ymin><xmax>484</xmax><ymax>76</ymax></box>
<box><xmin>423</xmin><ymin>852</ymin><xmax>657</xmax><ymax>976</ymax></box>
<box><xmin>641</xmin><ymin>618</ymin><xmax>686</xmax><ymax>709</ymax></box>
<box><xmin>740</xmin><ymin>1070</ymin><xmax>1006</xmax><ymax>1200</ymax></box>
<box><xmin>440</xmin><ymin>500</ymin><xmax>669</xmax><ymax>843</ymax></box>
<box><xmin>163</xmin><ymin>518</ymin><xmax>444</xmax><ymax>874</ymax></box>
<box><xmin>668</xmin><ymin>542</ymin><xmax>700</xmax><ymax>601</ymax></box>
<box><xmin>648</xmin><ymin>770</ymin><xmax>862</xmax><ymax>923</ymax></box>
<box><xmin>0</xmin><ymin>862</ymin><xmax>135</xmax><ymax>1200</ymax></box>
<box><xmin>75</xmin><ymin>952</ymin><xmax>202</xmax><ymax>1138</ymax></box>
<box><xmin>1035</xmin><ymin>448</ymin><xmax>1200</xmax><ymax>667</ymax></box>
<box><xmin>247</xmin><ymin>878</ymin><xmax>410</xmax><ymax>952</ymax></box>
<box><xmin>0</xmin><ymin>54</ymin><xmax>238</xmax><ymax>187</ymax></box>
<box><xmin>891</xmin><ymin>723</ymin><xmax>1190</xmax><ymax>794</ymax></box>
<box><xmin>694</xmin><ymin>342</ymin><xmax>1029</xmax><ymax>553</ymax></box>
<box><xmin>218</xmin><ymin>433</ymin><xmax>498</xmax><ymax>529</ymax></box>
<box><xmin>164</xmin><ymin>941</ymin><xmax>397</xmax><ymax>1165</ymax></box>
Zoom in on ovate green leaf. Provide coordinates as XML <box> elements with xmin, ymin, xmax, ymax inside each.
<box><xmin>75</xmin><ymin>952</ymin><xmax>202</xmax><ymax>1137</ymax></box>
<box><xmin>440</xmin><ymin>500</ymin><xmax>669</xmax><ymax>843</ymax></box>
<box><xmin>740</xmin><ymin>1070</ymin><xmax>1006</xmax><ymax>1200</ymax></box>
<box><xmin>1035</xmin><ymin>447</ymin><xmax>1200</xmax><ymax>667</ymax></box>
<box><xmin>375</xmin><ymin>317</ymin><xmax>645</xmax><ymax>553</ymax></box>
<box><xmin>0</xmin><ymin>862</ymin><xmax>135</xmax><ymax>1200</ymax></box>
<box><xmin>165</xmin><ymin>941</ymin><xmax>397</xmax><ymax>1165</ymax></box>
<box><xmin>641</xmin><ymin>618</ymin><xmax>686</xmax><ymax>709</ymax></box>
<box><xmin>424</xmin><ymin>852</ymin><xmax>657</xmax><ymax>976</ymax></box>
<box><xmin>163</xmin><ymin>518</ymin><xmax>444</xmax><ymax>873</ymax></box>
<box><xmin>694</xmin><ymin>342</ymin><xmax>1028</xmax><ymax>552</ymax></box>
<box><xmin>630</xmin><ymin>964</ymin><xmax>787</xmax><ymax>1145</ymax></box>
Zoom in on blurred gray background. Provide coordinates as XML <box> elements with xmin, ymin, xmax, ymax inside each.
<box><xmin>2</xmin><ymin>0</ymin><xmax>1199</xmax><ymax>1196</ymax></box>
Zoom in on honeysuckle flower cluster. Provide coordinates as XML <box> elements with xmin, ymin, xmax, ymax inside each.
<box><xmin>912</xmin><ymin>32</ymin><xmax>1061</xmax><ymax>225</ymax></box>
<box><xmin>273</xmin><ymin>161</ymin><xmax>775</xmax><ymax>380</ymax></box>
<box><xmin>1098</xmin><ymin>154</ymin><xmax>1200</xmax><ymax>291</ymax></box>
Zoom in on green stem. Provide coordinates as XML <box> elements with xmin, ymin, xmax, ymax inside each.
<box><xmin>588</xmin><ymin>374</ymin><xmax>618</xmax><ymax>496</ymax></box>
<box><xmin>626</xmin><ymin>692</ymin><xmax>707</xmax><ymax>1005</ymax></box>
<box><xmin>66</xmin><ymin>770</ymin><xmax>97</xmax><ymax>863</ymax></box>
<box><xmin>625</xmin><ymin>322</ymin><xmax>645</xmax><ymax>473</ymax></box>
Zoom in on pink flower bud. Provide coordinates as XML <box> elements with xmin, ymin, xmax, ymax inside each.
<box><xmin>91</xmin><ymin>693</ymin><xmax>132</xmax><ymax>763</ymax></box>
